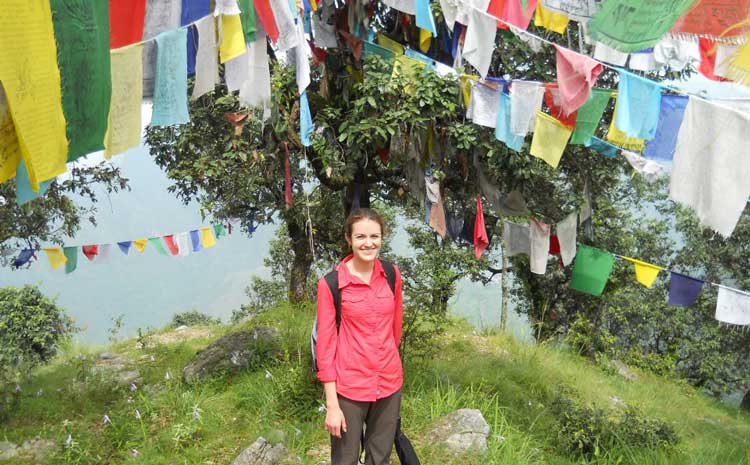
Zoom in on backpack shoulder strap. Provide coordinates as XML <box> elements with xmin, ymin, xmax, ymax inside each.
<box><xmin>324</xmin><ymin>269</ymin><xmax>342</xmax><ymax>331</ymax></box>
<box><xmin>380</xmin><ymin>260</ymin><xmax>397</xmax><ymax>295</ymax></box>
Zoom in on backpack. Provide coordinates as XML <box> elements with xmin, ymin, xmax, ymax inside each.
<box><xmin>311</xmin><ymin>260</ymin><xmax>397</xmax><ymax>372</ymax></box>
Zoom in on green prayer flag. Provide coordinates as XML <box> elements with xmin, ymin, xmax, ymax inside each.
<box><xmin>50</xmin><ymin>0</ymin><xmax>112</xmax><ymax>162</ymax></box>
<box><xmin>570</xmin><ymin>244</ymin><xmax>615</xmax><ymax>296</ymax></box>
<box><xmin>588</xmin><ymin>0</ymin><xmax>695</xmax><ymax>53</ymax></box>
<box><xmin>148</xmin><ymin>237</ymin><xmax>170</xmax><ymax>256</ymax></box>
<box><xmin>364</xmin><ymin>41</ymin><xmax>396</xmax><ymax>61</ymax></box>
<box><xmin>238</xmin><ymin>0</ymin><xmax>257</xmax><ymax>43</ymax></box>
<box><xmin>63</xmin><ymin>246</ymin><xmax>78</xmax><ymax>274</ymax></box>
<box><xmin>570</xmin><ymin>89</ymin><xmax>611</xmax><ymax>145</ymax></box>
<box><xmin>213</xmin><ymin>223</ymin><xmax>227</xmax><ymax>238</ymax></box>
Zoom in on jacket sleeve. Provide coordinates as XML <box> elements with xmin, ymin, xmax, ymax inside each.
<box><xmin>316</xmin><ymin>278</ymin><xmax>338</xmax><ymax>383</ymax></box>
<box><xmin>392</xmin><ymin>265</ymin><xmax>403</xmax><ymax>348</ymax></box>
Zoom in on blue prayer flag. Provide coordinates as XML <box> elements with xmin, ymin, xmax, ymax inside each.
<box><xmin>300</xmin><ymin>91</ymin><xmax>313</xmax><ymax>147</ymax></box>
<box><xmin>190</xmin><ymin>230</ymin><xmax>203</xmax><ymax>252</ymax></box>
<box><xmin>415</xmin><ymin>0</ymin><xmax>437</xmax><ymax>36</ymax></box>
<box><xmin>615</xmin><ymin>71</ymin><xmax>662</xmax><ymax>140</ymax></box>
<box><xmin>16</xmin><ymin>160</ymin><xmax>52</xmax><ymax>206</ymax></box>
<box><xmin>181</xmin><ymin>0</ymin><xmax>209</xmax><ymax>25</ymax></box>
<box><xmin>495</xmin><ymin>91</ymin><xmax>524</xmax><ymax>152</ymax></box>
<box><xmin>117</xmin><ymin>241</ymin><xmax>132</xmax><ymax>255</ymax></box>
<box><xmin>12</xmin><ymin>249</ymin><xmax>35</xmax><ymax>268</ymax></box>
<box><xmin>585</xmin><ymin>137</ymin><xmax>619</xmax><ymax>158</ymax></box>
<box><xmin>150</xmin><ymin>28</ymin><xmax>190</xmax><ymax>127</ymax></box>
<box><xmin>643</xmin><ymin>95</ymin><xmax>688</xmax><ymax>162</ymax></box>
<box><xmin>668</xmin><ymin>272</ymin><xmax>704</xmax><ymax>307</ymax></box>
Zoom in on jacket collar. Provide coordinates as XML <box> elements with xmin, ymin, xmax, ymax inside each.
<box><xmin>336</xmin><ymin>254</ymin><xmax>386</xmax><ymax>288</ymax></box>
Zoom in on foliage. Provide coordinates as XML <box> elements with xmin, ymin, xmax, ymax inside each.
<box><xmin>230</xmin><ymin>276</ymin><xmax>287</xmax><ymax>323</ymax></box>
<box><xmin>0</xmin><ymin>164</ymin><xmax>129</xmax><ymax>260</ymax></box>
<box><xmin>169</xmin><ymin>310</ymin><xmax>221</xmax><ymax>328</ymax></box>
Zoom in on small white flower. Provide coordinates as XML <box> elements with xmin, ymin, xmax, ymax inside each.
<box><xmin>131</xmin><ymin>448</ymin><xmax>139</xmax><ymax>457</ymax></box>
<box><xmin>126</xmin><ymin>396</ymin><xmax>133</xmax><ymax>404</ymax></box>
<box><xmin>150</xmin><ymin>355</ymin><xmax>155</xmax><ymax>362</ymax></box>
<box><xmin>102</xmin><ymin>414</ymin><xmax>111</xmax><ymax>425</ymax></box>
<box><xmin>265</xmin><ymin>370</ymin><xmax>272</xmax><ymax>379</ymax></box>
<box><xmin>65</xmin><ymin>434</ymin><xmax>72</xmax><ymax>446</ymax></box>
<box><xmin>130</xmin><ymin>383</ymin><xmax>138</xmax><ymax>392</ymax></box>
<box><xmin>164</xmin><ymin>371</ymin><xmax>171</xmax><ymax>381</ymax></box>
<box><xmin>318</xmin><ymin>404</ymin><xmax>327</xmax><ymax>413</ymax></box>
<box><xmin>134</xmin><ymin>409</ymin><xmax>141</xmax><ymax>420</ymax></box>
<box><xmin>36</xmin><ymin>389</ymin><xmax>43</xmax><ymax>397</ymax></box>
<box><xmin>191</xmin><ymin>405</ymin><xmax>203</xmax><ymax>421</ymax></box>
<box><xmin>14</xmin><ymin>384</ymin><xmax>20</xmax><ymax>394</ymax></box>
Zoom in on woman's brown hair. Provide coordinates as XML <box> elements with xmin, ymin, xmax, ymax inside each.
<box><xmin>345</xmin><ymin>208</ymin><xmax>385</xmax><ymax>237</ymax></box>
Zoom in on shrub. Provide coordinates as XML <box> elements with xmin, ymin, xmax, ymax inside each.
<box><xmin>170</xmin><ymin>310</ymin><xmax>221</xmax><ymax>328</ymax></box>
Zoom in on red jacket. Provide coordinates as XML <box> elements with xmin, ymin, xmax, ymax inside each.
<box><xmin>315</xmin><ymin>256</ymin><xmax>404</xmax><ymax>402</ymax></box>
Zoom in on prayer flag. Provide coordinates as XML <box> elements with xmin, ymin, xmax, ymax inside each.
<box><xmin>670</xmin><ymin>0</ymin><xmax>750</xmax><ymax>38</ymax></box>
<box><xmin>284</xmin><ymin>143</ymin><xmax>293</xmax><ymax>208</ymax></box>
<box><xmin>622</xmin><ymin>150</ymin><xmax>665</xmax><ymax>184</ymax></box>
<box><xmin>419</xmin><ymin>28</ymin><xmax>432</xmax><ymax>53</ymax></box>
<box><xmin>200</xmin><ymin>227</ymin><xmax>217</xmax><ymax>248</ymax></box>
<box><xmin>151</xmin><ymin>29</ymin><xmax>190</xmax><ymax>126</ymax></box>
<box><xmin>570</xmin><ymin>89</ymin><xmax>610</xmax><ymax>145</ymax></box>
<box><xmin>556</xmin><ymin>212</ymin><xmax>577</xmax><ymax>266</ymax></box>
<box><xmin>220</xmin><ymin>14</ymin><xmax>247</xmax><ymax>63</ymax></box>
<box><xmin>530</xmin><ymin>111</ymin><xmax>572</xmax><ymax>168</ymax></box>
<box><xmin>461</xmin><ymin>74</ymin><xmax>480</xmax><ymax>108</ymax></box>
<box><xmin>548</xmin><ymin>234</ymin><xmax>561</xmax><ymax>255</ymax></box>
<box><xmin>163</xmin><ymin>235</ymin><xmax>180</xmax><ymax>255</ymax></box>
<box><xmin>141</xmin><ymin>0</ymin><xmax>182</xmax><ymax>99</ymax></box>
<box><xmin>495</xmin><ymin>91</ymin><xmax>525</xmax><ymax>152</ymax></box>
<box><xmin>467</xmin><ymin>81</ymin><xmax>501</xmax><ymax>128</ymax></box>
<box><xmin>429</xmin><ymin>194</ymin><xmax>447</xmax><ymax>238</ymax></box>
<box><xmin>238</xmin><ymin>0</ymin><xmax>258</xmax><ymax>42</ymax></box>
<box><xmin>82</xmin><ymin>245</ymin><xmax>99</xmax><ymax>261</ymax></box>
<box><xmin>239</xmin><ymin>28</ymin><xmax>271</xmax><ymax>109</ymax></box>
<box><xmin>530</xmin><ymin>218</ymin><xmax>550</xmax><ymax>275</ymax></box>
<box><xmin>268</xmin><ymin>0</ymin><xmax>298</xmax><ymax>52</ymax></box>
<box><xmin>0</xmin><ymin>0</ymin><xmax>68</xmax><ymax>191</ymax></box>
<box><xmin>501</xmin><ymin>0</ymin><xmax>538</xmax><ymax>31</ymax></box>
<box><xmin>570</xmin><ymin>244</ymin><xmax>615</xmax><ymax>296</ymax></box>
<box><xmin>416</xmin><ymin>0</ymin><xmax>437</xmax><ymax>37</ymax></box>
<box><xmin>725</xmin><ymin>41</ymin><xmax>750</xmax><ymax>86</ymax></box>
<box><xmin>13</xmin><ymin>249</ymin><xmax>36</xmax><ymax>268</ymax></box>
<box><xmin>0</xmin><ymin>88</ymin><xmax>21</xmax><ymax>184</ymax></box>
<box><xmin>51</xmin><ymin>0</ymin><xmax>111</xmax><ymax>162</ymax></box>
<box><xmin>148</xmin><ymin>237</ymin><xmax>170</xmax><ymax>255</ymax></box>
<box><xmin>622</xmin><ymin>257</ymin><xmax>661</xmax><ymax>288</ymax></box>
<box><xmin>377</xmin><ymin>34</ymin><xmax>405</xmax><ymax>56</ymax></box>
<box><xmin>216</xmin><ymin>0</ymin><xmax>242</xmax><ymax>14</ymax></box>
<box><xmin>300</xmin><ymin>91</ymin><xmax>313</xmax><ymax>146</ymax></box>
<box><xmin>670</xmin><ymin>97</ymin><xmax>750</xmax><ymax>238</ymax></box>
<box><xmin>615</xmin><ymin>71</ymin><xmax>662</xmax><ymax>140</ymax></box>
<box><xmin>182</xmin><ymin>0</ymin><xmax>211</xmax><ymax>75</ymax></box>
<box><xmin>543</xmin><ymin>85</ymin><xmax>577</xmax><ymax>128</ymax></box>
<box><xmin>503</xmin><ymin>221</ymin><xmax>531</xmax><ymax>257</ymax></box>
<box><xmin>606</xmin><ymin>101</ymin><xmax>645</xmax><ymax>152</ymax></box>
<box><xmin>540</xmin><ymin>0</ymin><xmax>598</xmax><ymax>20</ymax></box>
<box><xmin>584</xmin><ymin>137</ymin><xmax>618</xmax><ymax>159</ymax></box>
<box><xmin>588</xmin><ymin>0</ymin><xmax>695</xmax><ymax>53</ymax></box>
<box><xmin>643</xmin><ymin>95</ymin><xmax>688</xmax><ymax>161</ymax></box>
<box><xmin>534</xmin><ymin>2</ymin><xmax>568</xmax><ymax>34</ymax></box>
<box><xmin>177</xmin><ymin>232</ymin><xmax>192</xmax><ymax>255</ymax></box>
<box><xmin>364</xmin><ymin>41</ymin><xmax>396</xmax><ymax>60</ymax></box>
<box><xmin>15</xmin><ymin>161</ymin><xmax>52</xmax><ymax>206</ymax></box>
<box><xmin>109</xmin><ymin>0</ymin><xmax>147</xmax><ymax>48</ymax></box>
<box><xmin>98</xmin><ymin>244</ymin><xmax>112</xmax><ymax>262</ymax></box>
<box><xmin>133</xmin><ymin>239</ymin><xmax>148</xmax><ymax>253</ymax></box>
<box><xmin>192</xmin><ymin>16</ymin><xmax>219</xmax><ymax>100</ymax></box>
<box><xmin>63</xmin><ymin>246</ymin><xmax>78</xmax><ymax>274</ymax></box>
<box><xmin>105</xmin><ymin>44</ymin><xmax>144</xmax><ymax>158</ymax></box>
<box><xmin>118</xmin><ymin>241</ymin><xmax>133</xmax><ymax>255</ymax></box>
<box><xmin>698</xmin><ymin>37</ymin><xmax>727</xmax><ymax>81</ymax></box>
<box><xmin>463</xmin><ymin>9</ymin><xmax>496</xmax><ymax>79</ymax></box>
<box><xmin>254</xmin><ymin>0</ymin><xmax>280</xmax><ymax>44</ymax></box>
<box><xmin>554</xmin><ymin>45</ymin><xmax>603</xmax><ymax>115</ymax></box>
<box><xmin>474</xmin><ymin>195</ymin><xmax>489</xmax><ymax>259</ymax></box>
<box><xmin>213</xmin><ymin>224</ymin><xmax>227</xmax><ymax>238</ymax></box>
<box><xmin>715</xmin><ymin>286</ymin><xmax>750</xmax><ymax>326</ymax></box>
<box><xmin>43</xmin><ymin>247</ymin><xmax>67</xmax><ymax>271</ymax></box>
<box><xmin>510</xmin><ymin>81</ymin><xmax>545</xmax><ymax>136</ymax></box>
<box><xmin>668</xmin><ymin>272</ymin><xmax>703</xmax><ymax>307</ymax></box>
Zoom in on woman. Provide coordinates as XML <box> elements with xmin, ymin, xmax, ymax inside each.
<box><xmin>315</xmin><ymin>208</ymin><xmax>404</xmax><ymax>465</ymax></box>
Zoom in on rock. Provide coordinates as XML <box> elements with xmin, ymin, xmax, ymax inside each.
<box><xmin>175</xmin><ymin>325</ymin><xmax>189</xmax><ymax>332</ymax></box>
<box><xmin>426</xmin><ymin>408</ymin><xmax>490</xmax><ymax>454</ymax></box>
<box><xmin>99</xmin><ymin>352</ymin><xmax>118</xmax><ymax>360</ymax></box>
<box><xmin>608</xmin><ymin>359</ymin><xmax>638</xmax><ymax>382</ymax></box>
<box><xmin>182</xmin><ymin>327</ymin><xmax>280</xmax><ymax>384</ymax></box>
<box><xmin>116</xmin><ymin>370</ymin><xmax>143</xmax><ymax>387</ymax></box>
<box><xmin>19</xmin><ymin>437</ymin><xmax>57</xmax><ymax>461</ymax></box>
<box><xmin>230</xmin><ymin>437</ymin><xmax>302</xmax><ymax>465</ymax></box>
<box><xmin>0</xmin><ymin>441</ymin><xmax>18</xmax><ymax>460</ymax></box>
<box><xmin>741</xmin><ymin>390</ymin><xmax>750</xmax><ymax>413</ymax></box>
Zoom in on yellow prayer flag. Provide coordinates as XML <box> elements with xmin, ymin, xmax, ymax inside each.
<box><xmin>606</xmin><ymin>100</ymin><xmax>646</xmax><ymax>152</ymax></box>
<box><xmin>419</xmin><ymin>28</ymin><xmax>432</xmax><ymax>53</ymax></box>
<box><xmin>534</xmin><ymin>3</ymin><xmax>569</xmax><ymax>34</ymax></box>
<box><xmin>105</xmin><ymin>44</ymin><xmax>143</xmax><ymax>159</ymax></box>
<box><xmin>622</xmin><ymin>257</ymin><xmax>662</xmax><ymax>288</ymax></box>
<box><xmin>726</xmin><ymin>39</ymin><xmax>750</xmax><ymax>86</ymax></box>
<box><xmin>309</xmin><ymin>0</ymin><xmax>318</xmax><ymax>12</ymax></box>
<box><xmin>530</xmin><ymin>112</ymin><xmax>572</xmax><ymax>168</ymax></box>
<box><xmin>460</xmin><ymin>74</ymin><xmax>479</xmax><ymax>108</ymax></box>
<box><xmin>0</xmin><ymin>0</ymin><xmax>68</xmax><ymax>190</ymax></box>
<box><xmin>200</xmin><ymin>226</ymin><xmax>217</xmax><ymax>248</ymax></box>
<box><xmin>43</xmin><ymin>247</ymin><xmax>67</xmax><ymax>271</ymax></box>
<box><xmin>377</xmin><ymin>33</ymin><xmax>404</xmax><ymax>56</ymax></box>
<box><xmin>220</xmin><ymin>14</ymin><xmax>246</xmax><ymax>64</ymax></box>
<box><xmin>133</xmin><ymin>239</ymin><xmax>148</xmax><ymax>253</ymax></box>
<box><xmin>0</xmin><ymin>91</ymin><xmax>21</xmax><ymax>183</ymax></box>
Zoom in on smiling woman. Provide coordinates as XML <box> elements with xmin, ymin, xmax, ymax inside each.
<box><xmin>314</xmin><ymin>208</ymin><xmax>404</xmax><ymax>465</ymax></box>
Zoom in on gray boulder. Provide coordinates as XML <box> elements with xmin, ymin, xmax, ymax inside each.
<box><xmin>19</xmin><ymin>437</ymin><xmax>57</xmax><ymax>461</ymax></box>
<box><xmin>427</xmin><ymin>408</ymin><xmax>490</xmax><ymax>454</ymax></box>
<box><xmin>230</xmin><ymin>437</ymin><xmax>301</xmax><ymax>465</ymax></box>
<box><xmin>182</xmin><ymin>327</ymin><xmax>279</xmax><ymax>383</ymax></box>
<box><xmin>0</xmin><ymin>441</ymin><xmax>18</xmax><ymax>460</ymax></box>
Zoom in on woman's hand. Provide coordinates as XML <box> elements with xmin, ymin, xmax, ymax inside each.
<box><xmin>325</xmin><ymin>406</ymin><xmax>347</xmax><ymax>438</ymax></box>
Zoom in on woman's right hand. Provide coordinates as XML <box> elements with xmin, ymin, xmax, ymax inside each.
<box><xmin>325</xmin><ymin>406</ymin><xmax>347</xmax><ymax>438</ymax></box>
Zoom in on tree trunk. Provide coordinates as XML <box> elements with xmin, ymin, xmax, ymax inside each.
<box><xmin>741</xmin><ymin>389</ymin><xmax>750</xmax><ymax>413</ymax></box>
<box><xmin>287</xmin><ymin>215</ymin><xmax>313</xmax><ymax>303</ymax></box>
<box><xmin>500</xmin><ymin>243</ymin><xmax>508</xmax><ymax>333</ymax></box>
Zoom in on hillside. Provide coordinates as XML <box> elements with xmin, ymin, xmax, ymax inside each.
<box><xmin>2</xmin><ymin>303</ymin><xmax>749</xmax><ymax>465</ymax></box>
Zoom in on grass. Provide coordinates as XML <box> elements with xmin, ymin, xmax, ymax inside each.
<box><xmin>2</xmin><ymin>302</ymin><xmax>749</xmax><ymax>465</ymax></box>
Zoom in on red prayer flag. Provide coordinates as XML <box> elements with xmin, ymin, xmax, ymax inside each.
<box><xmin>284</xmin><ymin>142</ymin><xmax>293</xmax><ymax>209</ymax></box>
<box><xmin>544</xmin><ymin>84</ymin><xmax>578</xmax><ymax>128</ymax></box>
<box><xmin>378</xmin><ymin>147</ymin><xmax>390</xmax><ymax>165</ymax></box>
<box><xmin>473</xmin><ymin>195</ymin><xmax>489</xmax><ymax>259</ymax></box>
<box><xmin>548</xmin><ymin>234</ymin><xmax>561</xmax><ymax>255</ymax></box>
<box><xmin>698</xmin><ymin>38</ymin><xmax>729</xmax><ymax>81</ymax></box>
<box><xmin>82</xmin><ymin>245</ymin><xmax>99</xmax><ymax>261</ymax></box>
<box><xmin>109</xmin><ymin>0</ymin><xmax>147</xmax><ymax>49</ymax></box>
<box><xmin>253</xmin><ymin>0</ymin><xmax>280</xmax><ymax>44</ymax></box>
<box><xmin>163</xmin><ymin>235</ymin><xmax>180</xmax><ymax>255</ymax></box>
<box><xmin>487</xmin><ymin>0</ymin><xmax>510</xmax><ymax>29</ymax></box>
<box><xmin>670</xmin><ymin>0</ymin><xmax>750</xmax><ymax>38</ymax></box>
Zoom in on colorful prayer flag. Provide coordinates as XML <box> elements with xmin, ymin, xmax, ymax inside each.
<box><xmin>63</xmin><ymin>246</ymin><xmax>78</xmax><ymax>274</ymax></box>
<box><xmin>570</xmin><ymin>89</ymin><xmax>610</xmax><ymax>145</ymax></box>
<box><xmin>147</xmin><ymin>237</ymin><xmax>169</xmax><ymax>255</ymax></box>
<box><xmin>151</xmin><ymin>29</ymin><xmax>190</xmax><ymax>126</ymax></box>
<box><xmin>643</xmin><ymin>95</ymin><xmax>688</xmax><ymax>161</ymax></box>
<box><xmin>163</xmin><ymin>235</ymin><xmax>180</xmax><ymax>255</ymax></box>
<box><xmin>105</xmin><ymin>44</ymin><xmax>144</xmax><ymax>158</ymax></box>
<box><xmin>12</xmin><ymin>249</ymin><xmax>35</xmax><ymax>268</ymax></box>
<box><xmin>220</xmin><ymin>14</ymin><xmax>247</xmax><ymax>63</ymax></box>
<box><xmin>416</xmin><ymin>0</ymin><xmax>437</xmax><ymax>37</ymax></box>
<box><xmin>133</xmin><ymin>239</ymin><xmax>148</xmax><ymax>253</ymax></box>
<box><xmin>570</xmin><ymin>244</ymin><xmax>615</xmax><ymax>296</ymax></box>
<box><xmin>200</xmin><ymin>227</ymin><xmax>217</xmax><ymax>248</ymax></box>
<box><xmin>474</xmin><ymin>195</ymin><xmax>489</xmax><ymax>259</ymax></box>
<box><xmin>622</xmin><ymin>257</ymin><xmax>661</xmax><ymax>288</ymax></box>
<box><xmin>615</xmin><ymin>71</ymin><xmax>662</xmax><ymax>140</ymax></box>
<box><xmin>43</xmin><ymin>247</ymin><xmax>67</xmax><ymax>271</ymax></box>
<box><xmin>213</xmin><ymin>224</ymin><xmax>227</xmax><ymax>238</ymax></box>
<box><xmin>82</xmin><ymin>245</ymin><xmax>99</xmax><ymax>261</ymax></box>
<box><xmin>495</xmin><ymin>91</ymin><xmax>525</xmax><ymax>152</ymax></box>
<box><xmin>15</xmin><ymin>161</ymin><xmax>52</xmax><ymax>206</ymax></box>
<box><xmin>606</xmin><ymin>101</ymin><xmax>645</xmax><ymax>152</ymax></box>
<box><xmin>670</xmin><ymin>0</ymin><xmax>750</xmax><ymax>38</ymax></box>
<box><xmin>530</xmin><ymin>111</ymin><xmax>572</xmax><ymax>168</ymax></box>
<box><xmin>109</xmin><ymin>0</ymin><xmax>147</xmax><ymax>48</ymax></box>
<box><xmin>584</xmin><ymin>137</ymin><xmax>618</xmax><ymax>158</ymax></box>
<box><xmin>190</xmin><ymin>230</ymin><xmax>203</xmax><ymax>252</ymax></box>
<box><xmin>715</xmin><ymin>286</ymin><xmax>750</xmax><ymax>326</ymax></box>
<box><xmin>118</xmin><ymin>241</ymin><xmax>133</xmax><ymax>255</ymax></box>
<box><xmin>668</xmin><ymin>272</ymin><xmax>703</xmax><ymax>307</ymax></box>
<box><xmin>534</xmin><ymin>2</ymin><xmax>568</xmax><ymax>33</ymax></box>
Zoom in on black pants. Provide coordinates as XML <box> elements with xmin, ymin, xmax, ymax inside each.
<box><xmin>331</xmin><ymin>390</ymin><xmax>401</xmax><ymax>465</ymax></box>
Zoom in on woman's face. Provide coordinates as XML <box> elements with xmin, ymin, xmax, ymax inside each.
<box><xmin>347</xmin><ymin>219</ymin><xmax>382</xmax><ymax>263</ymax></box>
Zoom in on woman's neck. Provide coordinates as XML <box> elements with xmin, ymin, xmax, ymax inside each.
<box><xmin>348</xmin><ymin>256</ymin><xmax>375</xmax><ymax>274</ymax></box>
